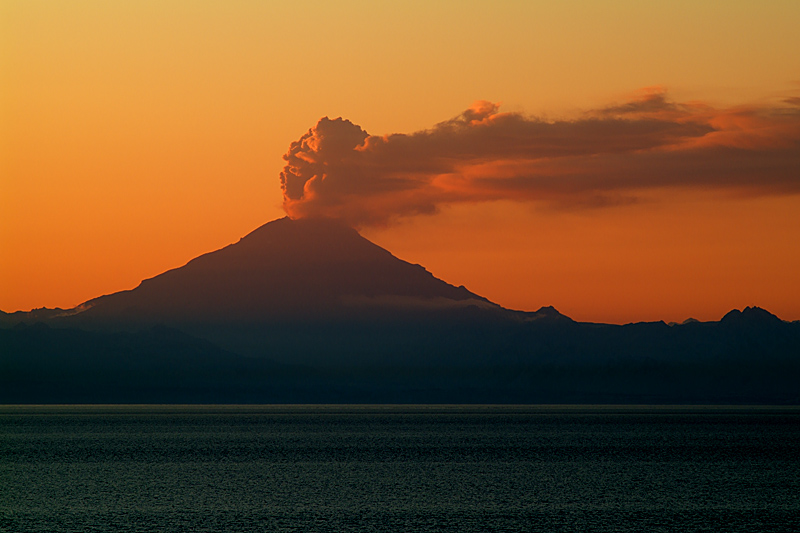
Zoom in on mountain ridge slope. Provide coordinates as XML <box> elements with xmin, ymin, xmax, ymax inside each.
<box><xmin>70</xmin><ymin>217</ymin><xmax>505</xmax><ymax>326</ymax></box>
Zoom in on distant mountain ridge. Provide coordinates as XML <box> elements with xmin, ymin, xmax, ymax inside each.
<box><xmin>2</xmin><ymin>217</ymin><xmax>799</xmax><ymax>404</ymax></box>
<box><xmin>721</xmin><ymin>305</ymin><xmax>786</xmax><ymax>326</ymax></box>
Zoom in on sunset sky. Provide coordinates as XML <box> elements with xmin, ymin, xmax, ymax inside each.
<box><xmin>3</xmin><ymin>1</ymin><xmax>799</xmax><ymax>323</ymax></box>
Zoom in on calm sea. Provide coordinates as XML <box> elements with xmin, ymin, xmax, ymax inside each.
<box><xmin>1</xmin><ymin>405</ymin><xmax>799</xmax><ymax>532</ymax></box>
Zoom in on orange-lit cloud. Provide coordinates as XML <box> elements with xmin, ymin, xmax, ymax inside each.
<box><xmin>280</xmin><ymin>89</ymin><xmax>800</xmax><ymax>226</ymax></box>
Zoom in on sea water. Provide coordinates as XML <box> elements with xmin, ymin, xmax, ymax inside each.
<box><xmin>1</xmin><ymin>405</ymin><xmax>798</xmax><ymax>532</ymax></box>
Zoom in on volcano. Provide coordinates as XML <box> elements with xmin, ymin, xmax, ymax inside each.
<box><xmin>73</xmin><ymin>217</ymin><xmax>505</xmax><ymax>326</ymax></box>
<box><xmin>48</xmin><ymin>216</ymin><xmax>539</xmax><ymax>365</ymax></box>
<box><xmin>5</xmin><ymin>217</ymin><xmax>563</xmax><ymax>367</ymax></box>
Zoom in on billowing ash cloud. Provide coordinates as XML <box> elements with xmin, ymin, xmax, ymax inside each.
<box><xmin>280</xmin><ymin>89</ymin><xmax>800</xmax><ymax>226</ymax></box>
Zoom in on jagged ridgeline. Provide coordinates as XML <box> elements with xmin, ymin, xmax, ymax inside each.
<box><xmin>2</xmin><ymin>218</ymin><xmax>799</xmax><ymax>403</ymax></box>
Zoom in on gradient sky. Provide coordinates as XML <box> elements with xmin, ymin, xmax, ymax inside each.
<box><xmin>3</xmin><ymin>1</ymin><xmax>799</xmax><ymax>323</ymax></box>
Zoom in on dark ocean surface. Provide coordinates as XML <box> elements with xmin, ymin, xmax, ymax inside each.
<box><xmin>1</xmin><ymin>405</ymin><xmax>799</xmax><ymax>532</ymax></box>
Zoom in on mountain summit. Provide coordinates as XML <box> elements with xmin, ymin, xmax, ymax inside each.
<box><xmin>75</xmin><ymin>217</ymin><xmax>497</xmax><ymax>326</ymax></box>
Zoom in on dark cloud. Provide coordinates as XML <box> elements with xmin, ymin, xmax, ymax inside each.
<box><xmin>279</xmin><ymin>90</ymin><xmax>800</xmax><ymax>226</ymax></box>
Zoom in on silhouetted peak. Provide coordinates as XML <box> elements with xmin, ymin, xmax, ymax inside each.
<box><xmin>721</xmin><ymin>306</ymin><xmax>782</xmax><ymax>325</ymax></box>
<box><xmin>75</xmin><ymin>216</ymin><xmax>493</xmax><ymax>323</ymax></box>
<box><xmin>219</xmin><ymin>216</ymin><xmax>387</xmax><ymax>267</ymax></box>
<box><xmin>526</xmin><ymin>306</ymin><xmax>573</xmax><ymax>322</ymax></box>
<box><xmin>668</xmin><ymin>317</ymin><xmax>700</xmax><ymax>326</ymax></box>
<box><xmin>535</xmin><ymin>305</ymin><xmax>560</xmax><ymax>315</ymax></box>
<box><xmin>240</xmin><ymin>216</ymin><xmax>359</xmax><ymax>241</ymax></box>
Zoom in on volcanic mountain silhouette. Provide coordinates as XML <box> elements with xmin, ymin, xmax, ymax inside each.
<box><xmin>1</xmin><ymin>217</ymin><xmax>799</xmax><ymax>403</ymax></box>
<box><xmin>74</xmin><ymin>217</ymin><xmax>507</xmax><ymax>326</ymax></box>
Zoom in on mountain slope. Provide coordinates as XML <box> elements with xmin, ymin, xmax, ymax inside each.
<box><xmin>74</xmin><ymin>217</ymin><xmax>498</xmax><ymax>325</ymax></box>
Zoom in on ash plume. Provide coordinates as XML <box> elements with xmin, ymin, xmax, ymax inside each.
<box><xmin>280</xmin><ymin>89</ymin><xmax>800</xmax><ymax>227</ymax></box>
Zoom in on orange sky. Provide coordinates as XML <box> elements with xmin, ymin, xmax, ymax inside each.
<box><xmin>2</xmin><ymin>1</ymin><xmax>800</xmax><ymax>323</ymax></box>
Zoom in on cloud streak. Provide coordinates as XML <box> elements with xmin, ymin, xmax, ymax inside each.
<box><xmin>280</xmin><ymin>89</ymin><xmax>800</xmax><ymax>226</ymax></box>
